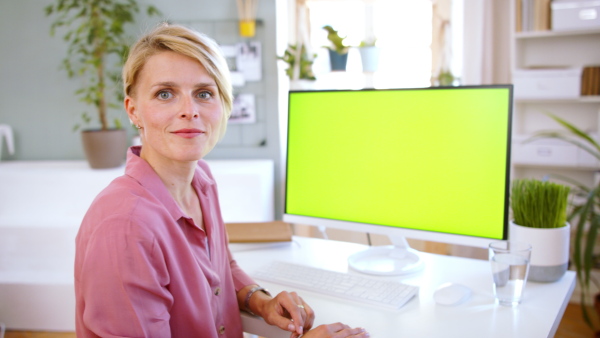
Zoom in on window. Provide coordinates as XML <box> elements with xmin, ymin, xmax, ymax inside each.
<box><xmin>305</xmin><ymin>0</ymin><xmax>433</xmax><ymax>89</ymax></box>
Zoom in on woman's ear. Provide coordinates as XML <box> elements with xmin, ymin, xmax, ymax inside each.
<box><xmin>124</xmin><ymin>96</ymin><xmax>140</xmax><ymax>128</ymax></box>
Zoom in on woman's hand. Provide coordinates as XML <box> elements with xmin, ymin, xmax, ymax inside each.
<box><xmin>255</xmin><ymin>290</ymin><xmax>315</xmax><ymax>337</ymax></box>
<box><xmin>302</xmin><ymin>323</ymin><xmax>370</xmax><ymax>338</ymax></box>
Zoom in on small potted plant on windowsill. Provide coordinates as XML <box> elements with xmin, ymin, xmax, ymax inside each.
<box><xmin>322</xmin><ymin>25</ymin><xmax>349</xmax><ymax>71</ymax></box>
<box><xmin>432</xmin><ymin>69</ymin><xmax>460</xmax><ymax>87</ymax></box>
<box><xmin>509</xmin><ymin>178</ymin><xmax>571</xmax><ymax>283</ymax></box>
<box><xmin>357</xmin><ymin>38</ymin><xmax>379</xmax><ymax>73</ymax></box>
<box><xmin>278</xmin><ymin>43</ymin><xmax>317</xmax><ymax>90</ymax></box>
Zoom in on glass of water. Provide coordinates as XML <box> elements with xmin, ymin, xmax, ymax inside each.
<box><xmin>489</xmin><ymin>240</ymin><xmax>532</xmax><ymax>307</ymax></box>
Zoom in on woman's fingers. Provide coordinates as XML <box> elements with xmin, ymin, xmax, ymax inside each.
<box><xmin>298</xmin><ymin>297</ymin><xmax>315</xmax><ymax>332</ymax></box>
<box><xmin>301</xmin><ymin>323</ymin><xmax>370</xmax><ymax>338</ymax></box>
<box><xmin>335</xmin><ymin>326</ymin><xmax>370</xmax><ymax>338</ymax></box>
<box><xmin>284</xmin><ymin>292</ymin><xmax>307</xmax><ymax>335</ymax></box>
<box><xmin>261</xmin><ymin>292</ymin><xmax>368</xmax><ymax>338</ymax></box>
<box><xmin>261</xmin><ymin>291</ymin><xmax>314</xmax><ymax>336</ymax></box>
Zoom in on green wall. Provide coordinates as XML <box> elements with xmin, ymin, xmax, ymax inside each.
<box><xmin>0</xmin><ymin>0</ymin><xmax>283</xmax><ymax>217</ymax></box>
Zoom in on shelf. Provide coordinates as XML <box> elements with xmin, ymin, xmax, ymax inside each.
<box><xmin>510</xmin><ymin>0</ymin><xmax>600</xmax><ymax>179</ymax></box>
<box><xmin>512</xmin><ymin>163</ymin><xmax>600</xmax><ymax>171</ymax></box>
<box><xmin>512</xmin><ymin>133</ymin><xmax>600</xmax><ymax>169</ymax></box>
<box><xmin>515</xmin><ymin>96</ymin><xmax>600</xmax><ymax>104</ymax></box>
<box><xmin>516</xmin><ymin>28</ymin><xmax>600</xmax><ymax>39</ymax></box>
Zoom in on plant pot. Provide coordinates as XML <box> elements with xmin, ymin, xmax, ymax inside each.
<box><xmin>81</xmin><ymin>129</ymin><xmax>127</xmax><ymax>169</ymax></box>
<box><xmin>239</xmin><ymin>20</ymin><xmax>256</xmax><ymax>38</ymax></box>
<box><xmin>359</xmin><ymin>46</ymin><xmax>380</xmax><ymax>73</ymax></box>
<box><xmin>328</xmin><ymin>49</ymin><xmax>348</xmax><ymax>71</ymax></box>
<box><xmin>509</xmin><ymin>220</ymin><xmax>570</xmax><ymax>282</ymax></box>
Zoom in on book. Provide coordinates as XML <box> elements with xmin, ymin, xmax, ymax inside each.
<box><xmin>226</xmin><ymin>221</ymin><xmax>293</xmax><ymax>243</ymax></box>
<box><xmin>518</xmin><ymin>0</ymin><xmax>551</xmax><ymax>32</ymax></box>
<box><xmin>581</xmin><ymin>66</ymin><xmax>600</xmax><ymax>96</ymax></box>
<box><xmin>534</xmin><ymin>0</ymin><xmax>551</xmax><ymax>31</ymax></box>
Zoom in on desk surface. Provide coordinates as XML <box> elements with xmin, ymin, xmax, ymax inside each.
<box><xmin>231</xmin><ymin>236</ymin><xmax>576</xmax><ymax>338</ymax></box>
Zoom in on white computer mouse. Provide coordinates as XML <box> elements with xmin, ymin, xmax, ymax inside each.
<box><xmin>433</xmin><ymin>282</ymin><xmax>472</xmax><ymax>306</ymax></box>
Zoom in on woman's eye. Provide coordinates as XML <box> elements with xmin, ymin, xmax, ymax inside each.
<box><xmin>197</xmin><ymin>91</ymin><xmax>213</xmax><ymax>100</ymax></box>
<box><xmin>157</xmin><ymin>91</ymin><xmax>172</xmax><ymax>100</ymax></box>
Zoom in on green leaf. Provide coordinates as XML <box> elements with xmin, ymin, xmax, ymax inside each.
<box><xmin>584</xmin><ymin>212</ymin><xmax>600</xmax><ymax>280</ymax></box>
<box><xmin>549</xmin><ymin>113</ymin><xmax>600</xmax><ymax>152</ymax></box>
<box><xmin>322</xmin><ymin>25</ymin><xmax>349</xmax><ymax>54</ymax></box>
<box><xmin>147</xmin><ymin>5</ymin><xmax>161</xmax><ymax>16</ymax></box>
<box><xmin>45</xmin><ymin>0</ymin><xmax>162</xmax><ymax>130</ymax></box>
<box><xmin>45</xmin><ymin>5</ymin><xmax>54</xmax><ymax>16</ymax></box>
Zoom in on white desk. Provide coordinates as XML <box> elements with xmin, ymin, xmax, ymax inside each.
<box><xmin>231</xmin><ymin>236</ymin><xmax>576</xmax><ymax>338</ymax></box>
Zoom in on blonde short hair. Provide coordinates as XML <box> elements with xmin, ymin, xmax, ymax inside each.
<box><xmin>123</xmin><ymin>23</ymin><xmax>232</xmax><ymax>140</ymax></box>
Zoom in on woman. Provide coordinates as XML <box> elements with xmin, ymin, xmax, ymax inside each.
<box><xmin>74</xmin><ymin>23</ymin><xmax>369</xmax><ymax>338</ymax></box>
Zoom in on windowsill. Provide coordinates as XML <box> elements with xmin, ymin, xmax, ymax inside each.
<box><xmin>290</xmin><ymin>72</ymin><xmax>431</xmax><ymax>91</ymax></box>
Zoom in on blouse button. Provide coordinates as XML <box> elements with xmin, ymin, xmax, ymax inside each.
<box><xmin>218</xmin><ymin>325</ymin><xmax>226</xmax><ymax>334</ymax></box>
<box><xmin>214</xmin><ymin>287</ymin><xmax>221</xmax><ymax>296</ymax></box>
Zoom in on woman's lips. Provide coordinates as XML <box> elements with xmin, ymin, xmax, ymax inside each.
<box><xmin>172</xmin><ymin>128</ymin><xmax>203</xmax><ymax>138</ymax></box>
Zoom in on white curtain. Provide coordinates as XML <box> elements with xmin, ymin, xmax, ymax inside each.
<box><xmin>462</xmin><ymin>0</ymin><xmax>511</xmax><ymax>85</ymax></box>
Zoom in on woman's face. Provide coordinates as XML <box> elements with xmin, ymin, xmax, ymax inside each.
<box><xmin>125</xmin><ymin>51</ymin><xmax>223</xmax><ymax>165</ymax></box>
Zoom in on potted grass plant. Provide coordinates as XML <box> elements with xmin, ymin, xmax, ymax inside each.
<box><xmin>322</xmin><ymin>25</ymin><xmax>350</xmax><ymax>71</ymax></box>
<box><xmin>509</xmin><ymin>178</ymin><xmax>571</xmax><ymax>283</ymax></box>
<box><xmin>45</xmin><ymin>0</ymin><xmax>160</xmax><ymax>168</ymax></box>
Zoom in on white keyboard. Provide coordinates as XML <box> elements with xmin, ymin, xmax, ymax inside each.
<box><xmin>252</xmin><ymin>261</ymin><xmax>419</xmax><ymax>310</ymax></box>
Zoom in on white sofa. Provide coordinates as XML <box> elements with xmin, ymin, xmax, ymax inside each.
<box><xmin>0</xmin><ymin>159</ymin><xmax>274</xmax><ymax>331</ymax></box>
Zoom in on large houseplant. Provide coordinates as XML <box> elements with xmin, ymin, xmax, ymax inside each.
<box><xmin>529</xmin><ymin>113</ymin><xmax>600</xmax><ymax>328</ymax></box>
<box><xmin>279</xmin><ymin>43</ymin><xmax>316</xmax><ymax>89</ymax></box>
<box><xmin>322</xmin><ymin>25</ymin><xmax>349</xmax><ymax>71</ymax></box>
<box><xmin>45</xmin><ymin>0</ymin><xmax>160</xmax><ymax>168</ymax></box>
<box><xmin>509</xmin><ymin>178</ymin><xmax>571</xmax><ymax>282</ymax></box>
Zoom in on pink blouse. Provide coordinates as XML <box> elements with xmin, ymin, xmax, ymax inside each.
<box><xmin>75</xmin><ymin>146</ymin><xmax>256</xmax><ymax>337</ymax></box>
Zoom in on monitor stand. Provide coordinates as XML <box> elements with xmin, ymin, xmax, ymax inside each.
<box><xmin>347</xmin><ymin>236</ymin><xmax>423</xmax><ymax>276</ymax></box>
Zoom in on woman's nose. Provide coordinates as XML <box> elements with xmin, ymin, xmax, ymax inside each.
<box><xmin>179</xmin><ymin>96</ymin><xmax>199</xmax><ymax>119</ymax></box>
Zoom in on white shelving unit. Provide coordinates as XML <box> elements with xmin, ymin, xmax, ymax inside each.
<box><xmin>510</xmin><ymin>0</ymin><xmax>600</xmax><ymax>187</ymax></box>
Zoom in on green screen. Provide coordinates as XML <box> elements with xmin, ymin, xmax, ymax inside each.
<box><xmin>285</xmin><ymin>86</ymin><xmax>512</xmax><ymax>240</ymax></box>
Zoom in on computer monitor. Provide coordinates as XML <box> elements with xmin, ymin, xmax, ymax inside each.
<box><xmin>283</xmin><ymin>85</ymin><xmax>513</xmax><ymax>276</ymax></box>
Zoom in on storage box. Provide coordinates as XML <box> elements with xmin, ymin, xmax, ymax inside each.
<box><xmin>512</xmin><ymin>134</ymin><xmax>599</xmax><ymax>168</ymax></box>
<box><xmin>512</xmin><ymin>68</ymin><xmax>582</xmax><ymax>99</ymax></box>
<box><xmin>552</xmin><ymin>0</ymin><xmax>600</xmax><ymax>31</ymax></box>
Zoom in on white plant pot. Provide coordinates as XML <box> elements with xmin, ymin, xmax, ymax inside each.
<box><xmin>509</xmin><ymin>221</ymin><xmax>570</xmax><ymax>282</ymax></box>
<box><xmin>359</xmin><ymin>47</ymin><xmax>380</xmax><ymax>73</ymax></box>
